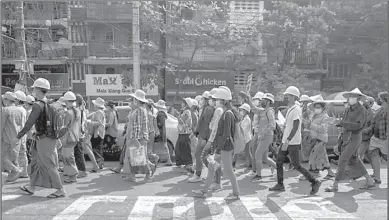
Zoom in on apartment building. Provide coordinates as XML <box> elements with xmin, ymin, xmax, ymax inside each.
<box><xmin>2</xmin><ymin>1</ymin><xmax>70</xmax><ymax>96</ymax></box>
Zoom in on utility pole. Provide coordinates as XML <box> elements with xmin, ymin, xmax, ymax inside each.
<box><xmin>14</xmin><ymin>1</ymin><xmax>29</xmax><ymax>93</ymax></box>
<box><xmin>159</xmin><ymin>0</ymin><xmax>167</xmax><ymax>100</ymax></box>
<box><xmin>132</xmin><ymin>1</ymin><xmax>140</xmax><ymax>90</ymax></box>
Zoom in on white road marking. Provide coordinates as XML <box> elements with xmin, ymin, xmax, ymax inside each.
<box><xmin>205</xmin><ymin>197</ymin><xmax>235</xmax><ymax>220</ymax></box>
<box><xmin>2</xmin><ymin>195</ymin><xmax>22</xmax><ymax>201</ymax></box>
<box><xmin>278</xmin><ymin>197</ymin><xmax>357</xmax><ymax>219</ymax></box>
<box><xmin>240</xmin><ymin>197</ymin><xmax>278</xmax><ymax>219</ymax></box>
<box><xmin>52</xmin><ymin>196</ymin><xmax>126</xmax><ymax>220</ymax></box>
<box><xmin>128</xmin><ymin>196</ymin><xmax>196</xmax><ymax>220</ymax></box>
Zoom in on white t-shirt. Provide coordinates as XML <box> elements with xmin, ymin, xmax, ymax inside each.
<box><xmin>282</xmin><ymin>102</ymin><xmax>302</xmax><ymax>145</ymax></box>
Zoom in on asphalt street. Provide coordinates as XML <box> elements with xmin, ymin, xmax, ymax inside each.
<box><xmin>2</xmin><ymin>162</ymin><xmax>387</xmax><ymax>220</ymax></box>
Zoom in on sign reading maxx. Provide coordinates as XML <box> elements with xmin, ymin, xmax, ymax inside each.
<box><xmin>85</xmin><ymin>74</ymin><xmax>132</xmax><ymax>96</ymax></box>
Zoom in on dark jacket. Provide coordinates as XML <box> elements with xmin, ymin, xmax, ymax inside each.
<box><xmin>156</xmin><ymin>111</ymin><xmax>168</xmax><ymax>142</ymax></box>
<box><xmin>195</xmin><ymin>105</ymin><xmax>214</xmax><ymax>140</ymax></box>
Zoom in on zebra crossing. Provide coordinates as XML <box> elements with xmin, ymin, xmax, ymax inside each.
<box><xmin>2</xmin><ymin>194</ymin><xmax>359</xmax><ymax>220</ymax></box>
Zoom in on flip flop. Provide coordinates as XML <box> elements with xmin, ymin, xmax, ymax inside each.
<box><xmin>20</xmin><ymin>186</ymin><xmax>34</xmax><ymax>195</ymax></box>
<box><xmin>47</xmin><ymin>193</ymin><xmax>65</xmax><ymax>199</ymax></box>
<box><xmin>109</xmin><ymin>168</ymin><xmax>120</xmax><ymax>174</ymax></box>
<box><xmin>64</xmin><ymin>178</ymin><xmax>77</xmax><ymax>183</ymax></box>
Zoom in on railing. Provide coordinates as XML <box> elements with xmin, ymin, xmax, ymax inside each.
<box><xmin>3</xmin><ymin>40</ymin><xmax>69</xmax><ymax>59</ymax></box>
<box><xmin>86</xmin><ymin>3</ymin><xmax>133</xmax><ymax>21</ymax></box>
<box><xmin>280</xmin><ymin>48</ymin><xmax>321</xmax><ymax>66</ymax></box>
<box><xmin>88</xmin><ymin>42</ymin><xmax>132</xmax><ymax>57</ymax></box>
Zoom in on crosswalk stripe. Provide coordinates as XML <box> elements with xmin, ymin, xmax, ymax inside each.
<box><xmin>2</xmin><ymin>195</ymin><xmax>22</xmax><ymax>201</ymax></box>
<box><xmin>240</xmin><ymin>197</ymin><xmax>278</xmax><ymax>219</ymax></box>
<box><xmin>2</xmin><ymin>194</ymin><xmax>359</xmax><ymax>220</ymax></box>
<box><xmin>205</xmin><ymin>197</ymin><xmax>235</xmax><ymax>220</ymax></box>
<box><xmin>53</xmin><ymin>196</ymin><xmax>126</xmax><ymax>220</ymax></box>
<box><xmin>277</xmin><ymin>197</ymin><xmax>357</xmax><ymax>219</ymax></box>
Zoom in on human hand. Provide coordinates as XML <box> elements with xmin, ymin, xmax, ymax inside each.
<box><xmin>281</xmin><ymin>142</ymin><xmax>289</xmax><ymax>151</ymax></box>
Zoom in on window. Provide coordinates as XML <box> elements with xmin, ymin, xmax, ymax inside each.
<box><xmin>105</xmin><ymin>32</ymin><xmax>114</xmax><ymax>43</ymax></box>
<box><xmin>106</xmin><ymin>68</ymin><xmax>115</xmax><ymax>74</ymax></box>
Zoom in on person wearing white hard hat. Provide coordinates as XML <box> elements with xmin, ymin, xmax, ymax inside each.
<box><xmin>269</xmin><ymin>86</ymin><xmax>321</xmax><ymax>195</ymax></box>
<box><xmin>24</xmin><ymin>95</ymin><xmax>35</xmax><ymax>165</ymax></box>
<box><xmin>188</xmin><ymin>98</ymin><xmax>199</xmax><ymax>168</ymax></box>
<box><xmin>325</xmin><ymin>88</ymin><xmax>375</xmax><ymax>192</ymax></box>
<box><xmin>235</xmin><ymin>103</ymin><xmax>253</xmax><ymax>170</ymax></box>
<box><xmin>14</xmin><ymin>91</ymin><xmax>29</xmax><ymax>178</ymax></box>
<box><xmin>190</xmin><ymin>89</ymin><xmax>216</xmax><ymax>183</ymax></box>
<box><xmin>192</xmin><ymin>86</ymin><xmax>240</xmax><ymax>200</ymax></box>
<box><xmin>154</xmin><ymin>100</ymin><xmax>174</xmax><ymax>166</ymax></box>
<box><xmin>300</xmin><ymin>94</ymin><xmax>313</xmax><ymax>163</ymax></box>
<box><xmin>301</xmin><ymin>95</ymin><xmax>335</xmax><ymax>180</ymax></box>
<box><xmin>16</xmin><ymin>78</ymin><xmax>66</xmax><ymax>198</ymax></box>
<box><xmin>89</xmin><ymin>97</ymin><xmax>107</xmax><ymax>170</ymax></box>
<box><xmin>174</xmin><ymin>96</ymin><xmax>193</xmax><ymax>172</ymax></box>
<box><xmin>61</xmin><ymin>91</ymin><xmax>80</xmax><ymax>183</ymax></box>
<box><xmin>2</xmin><ymin>92</ymin><xmax>25</xmax><ymax>183</ymax></box>
<box><xmin>250</xmin><ymin>93</ymin><xmax>277</xmax><ymax>182</ymax></box>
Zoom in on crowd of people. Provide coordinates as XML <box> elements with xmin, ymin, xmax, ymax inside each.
<box><xmin>1</xmin><ymin>77</ymin><xmax>387</xmax><ymax>200</ymax></box>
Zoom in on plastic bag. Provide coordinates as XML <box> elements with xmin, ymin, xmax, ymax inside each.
<box><xmin>129</xmin><ymin>142</ymin><xmax>147</xmax><ymax>167</ymax></box>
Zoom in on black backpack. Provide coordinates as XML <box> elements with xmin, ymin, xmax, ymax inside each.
<box><xmin>41</xmin><ymin>100</ymin><xmax>68</xmax><ymax>139</ymax></box>
<box><xmin>265</xmin><ymin>108</ymin><xmax>283</xmax><ymax>145</ymax></box>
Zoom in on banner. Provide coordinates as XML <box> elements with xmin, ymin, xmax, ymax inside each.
<box><xmin>85</xmin><ymin>74</ymin><xmax>158</xmax><ymax>97</ymax></box>
<box><xmin>2</xmin><ymin>73</ymin><xmax>69</xmax><ymax>90</ymax></box>
<box><xmin>246</xmin><ymin>74</ymin><xmax>253</xmax><ymax>93</ymax></box>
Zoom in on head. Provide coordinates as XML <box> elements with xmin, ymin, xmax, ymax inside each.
<box><xmin>132</xmin><ymin>98</ymin><xmax>145</xmax><ymax>108</ymax></box>
<box><xmin>261</xmin><ymin>98</ymin><xmax>272</xmax><ymax>108</ymax></box>
<box><xmin>31</xmin><ymin>78</ymin><xmax>50</xmax><ymax>100</ymax></box>
<box><xmin>181</xmin><ymin>98</ymin><xmax>190</xmax><ymax>110</ymax></box>
<box><xmin>106</xmin><ymin>101</ymin><xmax>115</xmax><ymax>110</ymax></box>
<box><xmin>363</xmin><ymin>97</ymin><xmax>375</xmax><ymax>109</ymax></box>
<box><xmin>2</xmin><ymin>92</ymin><xmax>17</xmax><ymax>106</ymax></box>
<box><xmin>24</xmin><ymin>97</ymin><xmax>34</xmax><ymax>110</ymax></box>
<box><xmin>252</xmin><ymin>98</ymin><xmax>260</xmax><ymax>107</ymax></box>
<box><xmin>63</xmin><ymin>91</ymin><xmax>77</xmax><ymax>109</ymax></box>
<box><xmin>313</xmin><ymin>103</ymin><xmax>325</xmax><ymax>115</ymax></box>
<box><xmin>75</xmin><ymin>94</ymin><xmax>84</xmax><ymax>108</ymax></box>
<box><xmin>238</xmin><ymin>103</ymin><xmax>251</xmax><ymax>119</ymax></box>
<box><xmin>346</xmin><ymin>93</ymin><xmax>362</xmax><ymax>106</ymax></box>
<box><xmin>238</xmin><ymin>91</ymin><xmax>248</xmax><ymax>105</ymax></box>
<box><xmin>283</xmin><ymin>86</ymin><xmax>300</xmax><ymax>105</ymax></box>
<box><xmin>377</xmin><ymin>92</ymin><xmax>387</xmax><ymax>106</ymax></box>
<box><xmin>284</xmin><ymin>93</ymin><xmax>298</xmax><ymax>104</ymax></box>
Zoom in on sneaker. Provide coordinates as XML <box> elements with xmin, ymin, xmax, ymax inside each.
<box><xmin>188</xmin><ymin>175</ymin><xmax>202</xmax><ymax>183</ymax></box>
<box><xmin>374</xmin><ymin>179</ymin><xmax>382</xmax><ymax>184</ymax></box>
<box><xmin>250</xmin><ymin>175</ymin><xmax>262</xmax><ymax>182</ymax></box>
<box><xmin>247</xmin><ymin>171</ymin><xmax>256</xmax><ymax>176</ymax></box>
<box><xmin>310</xmin><ymin>180</ymin><xmax>321</xmax><ymax>195</ymax></box>
<box><xmin>225</xmin><ymin>193</ymin><xmax>240</xmax><ymax>201</ymax></box>
<box><xmin>77</xmin><ymin>171</ymin><xmax>88</xmax><ymax>178</ymax></box>
<box><xmin>209</xmin><ymin>183</ymin><xmax>222</xmax><ymax>191</ymax></box>
<box><xmin>269</xmin><ymin>183</ymin><xmax>285</xmax><ymax>191</ymax></box>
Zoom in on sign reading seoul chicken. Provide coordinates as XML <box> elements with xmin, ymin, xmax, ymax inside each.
<box><xmin>165</xmin><ymin>70</ymin><xmax>234</xmax><ymax>97</ymax></box>
<box><xmin>85</xmin><ymin>74</ymin><xmax>132</xmax><ymax>96</ymax></box>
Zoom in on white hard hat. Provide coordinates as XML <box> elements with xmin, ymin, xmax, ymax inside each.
<box><xmin>239</xmin><ymin>103</ymin><xmax>251</xmax><ymax>113</ymax></box>
<box><xmin>32</xmin><ymin>78</ymin><xmax>51</xmax><ymax>90</ymax></box>
<box><xmin>253</xmin><ymin>92</ymin><xmax>264</xmax><ymax>100</ymax></box>
<box><xmin>202</xmin><ymin>91</ymin><xmax>210</xmax><ymax>98</ymax></box>
<box><xmin>14</xmin><ymin>90</ymin><xmax>27</xmax><ymax>102</ymax></box>
<box><xmin>26</xmin><ymin>95</ymin><xmax>35</xmax><ymax>104</ymax></box>
<box><xmin>195</xmin><ymin>95</ymin><xmax>202</xmax><ymax>103</ymax></box>
<box><xmin>184</xmin><ymin>97</ymin><xmax>192</xmax><ymax>108</ymax></box>
<box><xmin>299</xmin><ymin>94</ymin><xmax>311</xmax><ymax>102</ymax></box>
<box><xmin>209</xmin><ymin>88</ymin><xmax>219</xmax><ymax>96</ymax></box>
<box><xmin>191</xmin><ymin>99</ymin><xmax>199</xmax><ymax>107</ymax></box>
<box><xmin>63</xmin><ymin>91</ymin><xmax>77</xmax><ymax>101</ymax></box>
<box><xmin>57</xmin><ymin>97</ymin><xmax>67</xmax><ymax>106</ymax></box>
<box><xmin>283</xmin><ymin>86</ymin><xmax>300</xmax><ymax>98</ymax></box>
<box><xmin>212</xmin><ymin>87</ymin><xmax>232</xmax><ymax>101</ymax></box>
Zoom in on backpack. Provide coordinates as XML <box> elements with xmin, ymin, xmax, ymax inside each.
<box><xmin>41</xmin><ymin>100</ymin><xmax>68</xmax><ymax>139</ymax></box>
<box><xmin>225</xmin><ymin>110</ymin><xmax>245</xmax><ymax>154</ymax></box>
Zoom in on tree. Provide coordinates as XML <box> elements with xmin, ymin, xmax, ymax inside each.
<box><xmin>255</xmin><ymin>1</ymin><xmax>337</xmax><ymax>93</ymax></box>
<box><xmin>324</xmin><ymin>0</ymin><xmax>388</xmax><ymax>95</ymax></box>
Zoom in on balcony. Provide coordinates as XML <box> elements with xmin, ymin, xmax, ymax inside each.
<box><xmin>280</xmin><ymin>48</ymin><xmax>322</xmax><ymax>68</ymax></box>
<box><xmin>86</xmin><ymin>3</ymin><xmax>133</xmax><ymax>22</ymax></box>
<box><xmin>168</xmin><ymin>46</ymin><xmax>227</xmax><ymax>63</ymax></box>
<box><xmin>84</xmin><ymin>41</ymin><xmax>133</xmax><ymax>65</ymax></box>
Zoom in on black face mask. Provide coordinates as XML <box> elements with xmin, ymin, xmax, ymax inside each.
<box><xmin>260</xmin><ymin>101</ymin><xmax>267</xmax><ymax>108</ymax></box>
<box><xmin>377</xmin><ymin>100</ymin><xmax>383</xmax><ymax>106</ymax></box>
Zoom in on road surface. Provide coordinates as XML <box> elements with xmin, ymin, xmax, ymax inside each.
<box><xmin>2</xmin><ymin>162</ymin><xmax>387</xmax><ymax>220</ymax></box>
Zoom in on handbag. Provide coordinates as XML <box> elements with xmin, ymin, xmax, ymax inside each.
<box><xmin>129</xmin><ymin>139</ymin><xmax>147</xmax><ymax>167</ymax></box>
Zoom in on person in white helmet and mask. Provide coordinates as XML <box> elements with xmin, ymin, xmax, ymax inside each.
<box><xmin>15</xmin><ymin>78</ymin><xmax>66</xmax><ymax>198</ymax></box>
<box><xmin>2</xmin><ymin>92</ymin><xmax>26</xmax><ymax>183</ymax></box>
<box><xmin>269</xmin><ymin>86</ymin><xmax>321</xmax><ymax>195</ymax></box>
<box><xmin>61</xmin><ymin>91</ymin><xmax>81</xmax><ymax>183</ymax></box>
<box><xmin>14</xmin><ymin>91</ymin><xmax>28</xmax><ymax>178</ymax></box>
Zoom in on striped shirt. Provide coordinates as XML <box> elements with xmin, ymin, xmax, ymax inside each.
<box><xmin>178</xmin><ymin>109</ymin><xmax>192</xmax><ymax>134</ymax></box>
<box><xmin>129</xmin><ymin>105</ymin><xmax>149</xmax><ymax>140</ymax></box>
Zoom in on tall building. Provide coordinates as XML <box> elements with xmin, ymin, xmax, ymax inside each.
<box><xmin>2</xmin><ymin>2</ymin><xmax>70</xmax><ymax>96</ymax></box>
<box><xmin>69</xmin><ymin>1</ymin><xmax>159</xmax><ymax>103</ymax></box>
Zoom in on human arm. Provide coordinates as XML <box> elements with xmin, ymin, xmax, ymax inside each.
<box><xmin>339</xmin><ymin>107</ymin><xmax>366</xmax><ymax>131</ymax></box>
<box><xmin>17</xmin><ymin>103</ymin><xmax>43</xmax><ymax>139</ymax></box>
<box><xmin>105</xmin><ymin>111</ymin><xmax>115</xmax><ymax>128</ymax></box>
<box><xmin>208</xmin><ymin>108</ymin><xmax>223</xmax><ymax>143</ymax></box>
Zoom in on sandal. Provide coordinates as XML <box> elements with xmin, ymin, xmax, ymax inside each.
<box><xmin>359</xmin><ymin>182</ymin><xmax>376</xmax><ymax>190</ymax></box>
<box><xmin>225</xmin><ymin>193</ymin><xmax>240</xmax><ymax>201</ymax></box>
<box><xmin>20</xmin><ymin>186</ymin><xmax>34</xmax><ymax>195</ymax></box>
<box><xmin>109</xmin><ymin>168</ymin><xmax>121</xmax><ymax>174</ymax></box>
<box><xmin>47</xmin><ymin>193</ymin><xmax>66</xmax><ymax>199</ymax></box>
<box><xmin>64</xmin><ymin>178</ymin><xmax>77</xmax><ymax>183</ymax></box>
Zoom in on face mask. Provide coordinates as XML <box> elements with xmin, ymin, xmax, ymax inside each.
<box><xmin>239</xmin><ymin>110</ymin><xmax>245</xmax><ymax>117</ymax></box>
<box><xmin>253</xmin><ymin>100</ymin><xmax>259</xmax><ymax>107</ymax></box>
<box><xmin>314</xmin><ymin>108</ymin><xmax>322</xmax><ymax>114</ymax></box>
<box><xmin>348</xmin><ymin>97</ymin><xmax>358</xmax><ymax>105</ymax></box>
<box><xmin>31</xmin><ymin>92</ymin><xmax>37</xmax><ymax>98</ymax></box>
<box><xmin>215</xmin><ymin>100</ymin><xmax>222</xmax><ymax>107</ymax></box>
<box><xmin>260</xmin><ymin>101</ymin><xmax>267</xmax><ymax>108</ymax></box>
<box><xmin>208</xmin><ymin>99</ymin><xmax>214</xmax><ymax>106</ymax></box>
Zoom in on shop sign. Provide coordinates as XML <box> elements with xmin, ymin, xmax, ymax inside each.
<box><xmin>2</xmin><ymin>73</ymin><xmax>69</xmax><ymax>90</ymax></box>
<box><xmin>165</xmin><ymin>70</ymin><xmax>234</xmax><ymax>97</ymax></box>
<box><xmin>85</xmin><ymin>74</ymin><xmax>132</xmax><ymax>96</ymax></box>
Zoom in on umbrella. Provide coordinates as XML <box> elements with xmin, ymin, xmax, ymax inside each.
<box><xmin>325</xmin><ymin>92</ymin><xmax>348</xmax><ymax>101</ymax></box>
